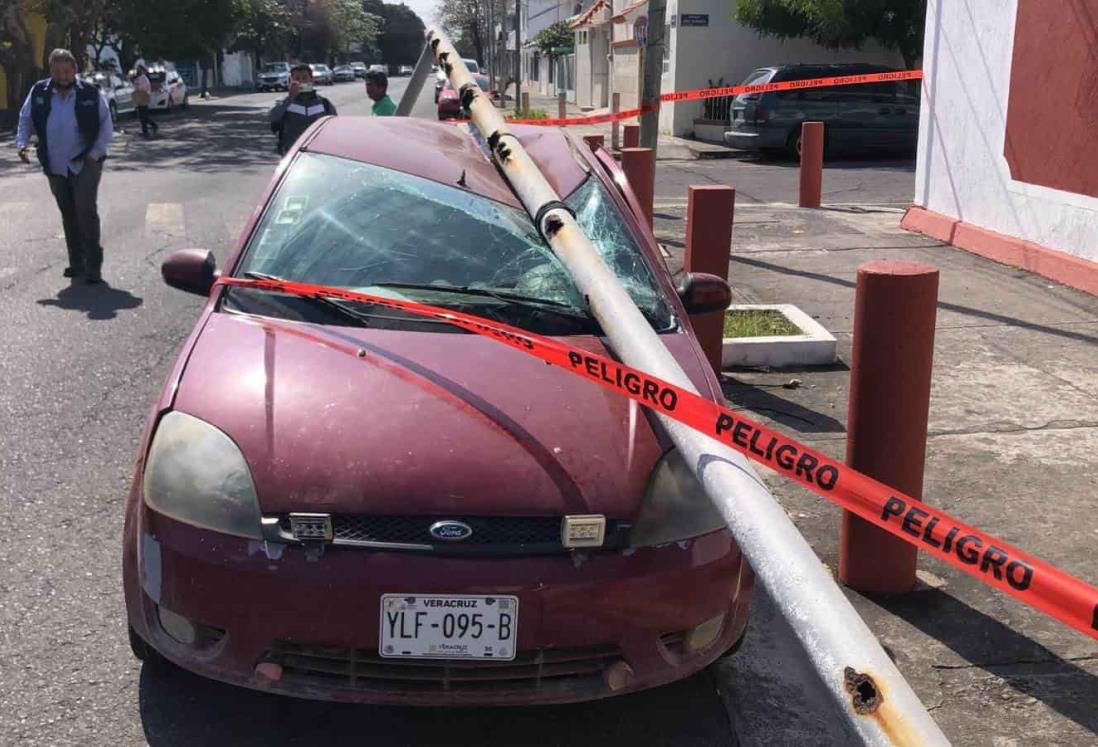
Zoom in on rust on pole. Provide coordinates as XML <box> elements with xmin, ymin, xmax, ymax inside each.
<box><xmin>685</xmin><ymin>185</ymin><xmax>735</xmax><ymax>372</ymax></box>
<box><xmin>841</xmin><ymin>260</ymin><xmax>939</xmax><ymax>593</ymax></box>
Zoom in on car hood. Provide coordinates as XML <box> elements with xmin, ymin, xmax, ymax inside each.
<box><xmin>170</xmin><ymin>311</ymin><xmax>717</xmax><ymax>518</ymax></box>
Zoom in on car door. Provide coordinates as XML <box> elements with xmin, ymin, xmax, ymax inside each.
<box><xmin>113</xmin><ymin>75</ymin><xmax>135</xmax><ymax>114</ymax></box>
<box><xmin>829</xmin><ymin>82</ymin><xmax>893</xmax><ymax>151</ymax></box>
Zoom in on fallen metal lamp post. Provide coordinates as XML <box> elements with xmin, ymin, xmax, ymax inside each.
<box><xmin>425</xmin><ymin>30</ymin><xmax>950</xmax><ymax>746</ymax></box>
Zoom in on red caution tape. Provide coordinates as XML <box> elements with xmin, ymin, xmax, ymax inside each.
<box><xmin>218</xmin><ymin>275</ymin><xmax>1098</xmax><ymax>641</ymax></box>
<box><xmin>507</xmin><ymin>69</ymin><xmax>924</xmax><ymax>127</ymax></box>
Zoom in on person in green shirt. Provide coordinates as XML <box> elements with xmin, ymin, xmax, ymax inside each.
<box><xmin>365</xmin><ymin>70</ymin><xmax>397</xmax><ymax>116</ymax></box>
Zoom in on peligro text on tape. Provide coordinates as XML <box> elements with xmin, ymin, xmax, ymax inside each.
<box><xmin>216</xmin><ymin>276</ymin><xmax>1098</xmax><ymax>640</ymax></box>
<box><xmin>507</xmin><ymin>69</ymin><xmax>924</xmax><ymax>127</ymax></box>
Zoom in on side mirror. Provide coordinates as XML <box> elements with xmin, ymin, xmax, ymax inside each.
<box><xmin>162</xmin><ymin>249</ymin><xmax>219</xmax><ymax>296</ymax></box>
<box><xmin>676</xmin><ymin>272</ymin><xmax>732</xmax><ymax>315</ymax></box>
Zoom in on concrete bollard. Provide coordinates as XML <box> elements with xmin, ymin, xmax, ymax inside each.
<box><xmin>799</xmin><ymin>121</ymin><xmax>825</xmax><ymax>208</ymax></box>
<box><xmin>558</xmin><ymin>92</ymin><xmax>567</xmax><ymax>120</ymax></box>
<box><xmin>685</xmin><ymin>185</ymin><xmax>736</xmax><ymax>372</ymax></box>
<box><xmin>623</xmin><ymin>123</ymin><xmax>640</xmax><ymax>149</ymax></box>
<box><xmin>582</xmin><ymin>134</ymin><xmax>605</xmax><ymax>151</ymax></box>
<box><xmin>521</xmin><ymin>91</ymin><xmax>530</xmax><ymax>115</ymax></box>
<box><xmin>620</xmin><ymin>148</ymin><xmax>655</xmax><ymax>227</ymax></box>
<box><xmin>839</xmin><ymin>260</ymin><xmax>939</xmax><ymax>594</ymax></box>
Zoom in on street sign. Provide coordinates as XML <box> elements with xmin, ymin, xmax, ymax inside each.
<box><xmin>680</xmin><ymin>13</ymin><xmax>709</xmax><ymax>26</ymax></box>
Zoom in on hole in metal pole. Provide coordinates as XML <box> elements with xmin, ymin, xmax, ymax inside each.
<box><xmin>843</xmin><ymin>666</ymin><xmax>882</xmax><ymax>714</ymax></box>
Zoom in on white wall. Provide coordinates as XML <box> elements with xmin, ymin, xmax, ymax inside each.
<box><xmin>914</xmin><ymin>0</ymin><xmax>1098</xmax><ymax>262</ymax></box>
<box><xmin>662</xmin><ymin>0</ymin><xmax>903</xmax><ymax>135</ymax></box>
<box><xmin>221</xmin><ymin>51</ymin><xmax>253</xmax><ymax>87</ymax></box>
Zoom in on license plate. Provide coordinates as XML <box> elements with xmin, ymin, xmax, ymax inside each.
<box><xmin>379</xmin><ymin>594</ymin><xmax>518</xmax><ymax>660</ymax></box>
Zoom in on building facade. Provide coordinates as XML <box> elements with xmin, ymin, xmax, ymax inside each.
<box><xmin>570</xmin><ymin>0</ymin><xmax>902</xmax><ymax>136</ymax></box>
<box><xmin>903</xmin><ymin>0</ymin><xmax>1098</xmax><ymax>295</ymax></box>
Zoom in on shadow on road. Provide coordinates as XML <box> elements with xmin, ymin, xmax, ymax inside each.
<box><xmin>868</xmin><ymin>588</ymin><xmax>1098</xmax><ymax>736</ymax></box>
<box><xmin>138</xmin><ymin>665</ymin><xmax>735</xmax><ymax>746</ymax></box>
<box><xmin>102</xmin><ymin>101</ymin><xmax>282</xmax><ymax>174</ymax></box>
<box><xmin>721</xmin><ymin>373</ymin><xmax>847</xmax><ymax>434</ymax></box>
<box><xmin>36</xmin><ymin>281</ymin><xmax>143</xmax><ymax>320</ymax></box>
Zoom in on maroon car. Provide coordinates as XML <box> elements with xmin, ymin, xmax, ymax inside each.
<box><xmin>123</xmin><ymin>115</ymin><xmax>753</xmax><ymax>705</ymax></box>
<box><xmin>437</xmin><ymin>73</ymin><xmax>493</xmax><ymax>119</ymax></box>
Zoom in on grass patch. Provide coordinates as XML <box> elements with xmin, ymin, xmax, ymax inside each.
<box><xmin>723</xmin><ymin>309</ymin><xmax>802</xmax><ymax>338</ymax></box>
<box><xmin>508</xmin><ymin>108</ymin><xmax>550</xmax><ymax>120</ymax></box>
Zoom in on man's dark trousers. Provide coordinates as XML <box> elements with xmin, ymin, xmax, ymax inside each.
<box><xmin>46</xmin><ymin>160</ymin><xmax>103</xmax><ymax>278</ymax></box>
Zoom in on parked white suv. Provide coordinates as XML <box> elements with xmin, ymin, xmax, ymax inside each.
<box><xmin>256</xmin><ymin>62</ymin><xmax>291</xmax><ymax>91</ymax></box>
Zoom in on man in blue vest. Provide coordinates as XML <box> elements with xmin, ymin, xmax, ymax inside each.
<box><xmin>15</xmin><ymin>49</ymin><xmax>114</xmax><ymax>284</ymax></box>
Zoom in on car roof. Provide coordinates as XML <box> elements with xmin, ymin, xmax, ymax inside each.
<box><xmin>303</xmin><ymin>117</ymin><xmax>589</xmax><ymax>210</ymax></box>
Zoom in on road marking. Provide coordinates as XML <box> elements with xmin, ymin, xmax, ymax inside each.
<box><xmin>145</xmin><ymin>202</ymin><xmax>185</xmax><ymax>237</ymax></box>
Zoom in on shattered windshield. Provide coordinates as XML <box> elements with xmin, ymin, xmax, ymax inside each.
<box><xmin>231</xmin><ymin>153</ymin><xmax>673</xmax><ymax>333</ymax></box>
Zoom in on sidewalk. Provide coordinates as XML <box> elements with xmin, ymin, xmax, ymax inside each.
<box><xmin>651</xmin><ymin>177</ymin><xmax>1098</xmax><ymax>744</ymax></box>
<box><xmin>513</xmin><ymin>89</ymin><xmax>709</xmax><ymax>160</ymax></box>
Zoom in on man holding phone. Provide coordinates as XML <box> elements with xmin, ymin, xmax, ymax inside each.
<box><xmin>269</xmin><ymin>64</ymin><xmax>337</xmax><ymax>155</ymax></box>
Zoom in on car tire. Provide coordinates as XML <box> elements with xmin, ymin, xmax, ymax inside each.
<box><xmin>128</xmin><ymin>625</ymin><xmax>173</xmax><ymax>673</ymax></box>
<box><xmin>166</xmin><ymin>97</ymin><xmax>174</xmax><ymax>114</ymax></box>
<box><xmin>181</xmin><ymin>93</ymin><xmax>189</xmax><ymax>110</ymax></box>
<box><xmin>109</xmin><ymin>100</ymin><xmax>118</xmax><ymax>123</ymax></box>
<box><xmin>786</xmin><ymin>129</ymin><xmax>803</xmax><ymax>160</ymax></box>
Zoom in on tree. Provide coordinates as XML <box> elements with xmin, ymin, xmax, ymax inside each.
<box><xmin>734</xmin><ymin>0</ymin><xmax>926</xmax><ymax>69</ymax></box>
<box><xmin>376</xmin><ymin>3</ymin><xmax>425</xmax><ymax>66</ymax></box>
<box><xmin>437</xmin><ymin>0</ymin><xmax>487</xmax><ymax>65</ymax></box>
<box><xmin>231</xmin><ymin>0</ymin><xmax>295</xmax><ymax>66</ymax></box>
<box><xmin>299</xmin><ymin>0</ymin><xmax>381</xmax><ymax>63</ymax></box>
<box><xmin>531</xmin><ymin>20</ymin><xmax>571</xmax><ymax>58</ymax></box>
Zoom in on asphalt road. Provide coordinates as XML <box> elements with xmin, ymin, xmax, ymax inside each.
<box><xmin>0</xmin><ymin>77</ymin><xmax>741</xmax><ymax>746</ymax></box>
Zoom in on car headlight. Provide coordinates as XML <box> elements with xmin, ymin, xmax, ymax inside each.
<box><xmin>143</xmin><ymin>411</ymin><xmax>263</xmax><ymax>540</ymax></box>
<box><xmin>629</xmin><ymin>449</ymin><xmax>726</xmax><ymax>547</ymax></box>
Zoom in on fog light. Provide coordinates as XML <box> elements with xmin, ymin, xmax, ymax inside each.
<box><xmin>158</xmin><ymin>605</ymin><xmax>196</xmax><ymax>645</ymax></box>
<box><xmin>685</xmin><ymin>614</ymin><xmax>725</xmax><ymax>652</ymax></box>
<box><xmin>603</xmin><ymin>660</ymin><xmax>635</xmax><ymax>691</ymax></box>
<box><xmin>255</xmin><ymin>661</ymin><xmax>284</xmax><ymax>684</ymax></box>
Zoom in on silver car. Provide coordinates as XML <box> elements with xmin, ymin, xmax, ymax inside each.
<box><xmin>256</xmin><ymin>62</ymin><xmax>291</xmax><ymax>91</ymax></box>
<box><xmin>309</xmin><ymin>64</ymin><xmax>335</xmax><ymax>86</ymax></box>
<box><xmin>82</xmin><ymin>72</ymin><xmax>135</xmax><ymax>121</ymax></box>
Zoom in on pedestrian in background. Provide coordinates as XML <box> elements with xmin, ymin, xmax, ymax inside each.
<box><xmin>132</xmin><ymin>65</ymin><xmax>158</xmax><ymax>138</ymax></box>
<box><xmin>269</xmin><ymin>64</ymin><xmax>337</xmax><ymax>155</ymax></box>
<box><xmin>15</xmin><ymin>48</ymin><xmax>114</xmax><ymax>284</ymax></box>
<box><xmin>365</xmin><ymin>70</ymin><xmax>396</xmax><ymax>116</ymax></box>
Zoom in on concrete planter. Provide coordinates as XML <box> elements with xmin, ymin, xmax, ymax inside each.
<box><xmin>722</xmin><ymin>304</ymin><xmax>837</xmax><ymax>369</ymax></box>
<box><xmin>692</xmin><ymin>119</ymin><xmax>728</xmax><ymax>144</ymax></box>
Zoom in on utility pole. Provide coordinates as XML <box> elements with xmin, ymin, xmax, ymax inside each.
<box><xmin>488</xmin><ymin>0</ymin><xmax>496</xmax><ymax>94</ymax></box>
<box><xmin>513</xmin><ymin>0</ymin><xmax>522</xmax><ymax>111</ymax></box>
<box><xmin>639</xmin><ymin>0</ymin><xmax>667</xmax><ymax>150</ymax></box>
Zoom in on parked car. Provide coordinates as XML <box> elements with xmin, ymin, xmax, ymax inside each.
<box><xmin>398</xmin><ymin>65</ymin><xmax>414</xmax><ymax>76</ymax></box>
<box><xmin>256</xmin><ymin>62</ymin><xmax>291</xmax><ymax>91</ymax></box>
<box><xmin>349</xmin><ymin>61</ymin><xmax>368</xmax><ymax>78</ymax></box>
<box><xmin>723</xmin><ymin>64</ymin><xmax>919</xmax><ymax>157</ymax></box>
<box><xmin>437</xmin><ymin>74</ymin><xmax>495</xmax><ymax>119</ymax></box>
<box><xmin>367</xmin><ymin>63</ymin><xmax>387</xmax><ymax>74</ymax></box>
<box><xmin>82</xmin><ymin>71</ymin><xmax>135</xmax><ymax>121</ymax></box>
<box><xmin>332</xmin><ymin>65</ymin><xmax>356</xmax><ymax>82</ymax></box>
<box><xmin>462</xmin><ymin>58</ymin><xmax>480</xmax><ymax>74</ymax></box>
<box><xmin>126</xmin><ymin>115</ymin><xmax>751</xmax><ymax>706</ymax></box>
<box><xmin>147</xmin><ymin>67</ymin><xmax>188</xmax><ymax>111</ymax></box>
<box><xmin>310</xmin><ymin>64</ymin><xmax>335</xmax><ymax>86</ymax></box>
<box><xmin>436</xmin><ymin>60</ymin><xmax>481</xmax><ymax>102</ymax></box>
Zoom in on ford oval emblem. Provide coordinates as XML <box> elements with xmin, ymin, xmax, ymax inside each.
<box><xmin>429</xmin><ymin>520</ymin><xmax>473</xmax><ymax>541</ymax></box>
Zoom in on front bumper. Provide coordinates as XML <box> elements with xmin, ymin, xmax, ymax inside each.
<box><xmin>125</xmin><ymin>507</ymin><xmax>753</xmax><ymax>706</ymax></box>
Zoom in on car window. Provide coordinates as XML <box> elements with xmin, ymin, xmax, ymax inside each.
<box><xmin>735</xmin><ymin>68</ymin><xmax>773</xmax><ymax>102</ymax></box>
<box><xmin>233</xmin><ymin>153</ymin><xmax>672</xmax><ymax>332</ymax></box>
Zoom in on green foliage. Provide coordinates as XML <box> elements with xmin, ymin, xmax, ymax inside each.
<box><xmin>531</xmin><ymin>20</ymin><xmax>572</xmax><ymax>58</ymax></box>
<box><xmin>376</xmin><ymin>3</ymin><xmax>426</xmax><ymax>65</ymax></box>
<box><xmin>507</xmin><ymin>107</ymin><xmax>548</xmax><ymax>120</ymax></box>
<box><xmin>734</xmin><ymin>0</ymin><xmax>926</xmax><ymax>67</ymax></box>
<box><xmin>231</xmin><ymin>0</ymin><xmax>296</xmax><ymax>60</ymax></box>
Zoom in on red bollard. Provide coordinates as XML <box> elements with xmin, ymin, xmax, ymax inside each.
<box><xmin>839</xmin><ymin>260</ymin><xmax>939</xmax><ymax>594</ymax></box>
<box><xmin>583</xmin><ymin>134</ymin><xmax>605</xmax><ymax>151</ymax></box>
<box><xmin>620</xmin><ymin>147</ymin><xmax>654</xmax><ymax>227</ymax></box>
<box><xmin>623</xmin><ymin>124</ymin><xmax>640</xmax><ymax>149</ymax></box>
<box><xmin>799</xmin><ymin>121</ymin><xmax>824</xmax><ymax>208</ymax></box>
<box><xmin>685</xmin><ymin>185</ymin><xmax>735</xmax><ymax>372</ymax></box>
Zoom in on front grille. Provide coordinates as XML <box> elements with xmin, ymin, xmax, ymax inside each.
<box><xmin>268</xmin><ymin>640</ymin><xmax>621</xmax><ymax>695</ymax></box>
<box><xmin>277</xmin><ymin>515</ymin><xmax>630</xmax><ymax>555</ymax></box>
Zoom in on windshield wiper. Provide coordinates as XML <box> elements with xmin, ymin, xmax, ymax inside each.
<box><xmin>369</xmin><ymin>281</ymin><xmax>592</xmax><ymax>320</ymax></box>
<box><xmin>238</xmin><ymin>272</ymin><xmax>375</xmax><ymax>327</ymax></box>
